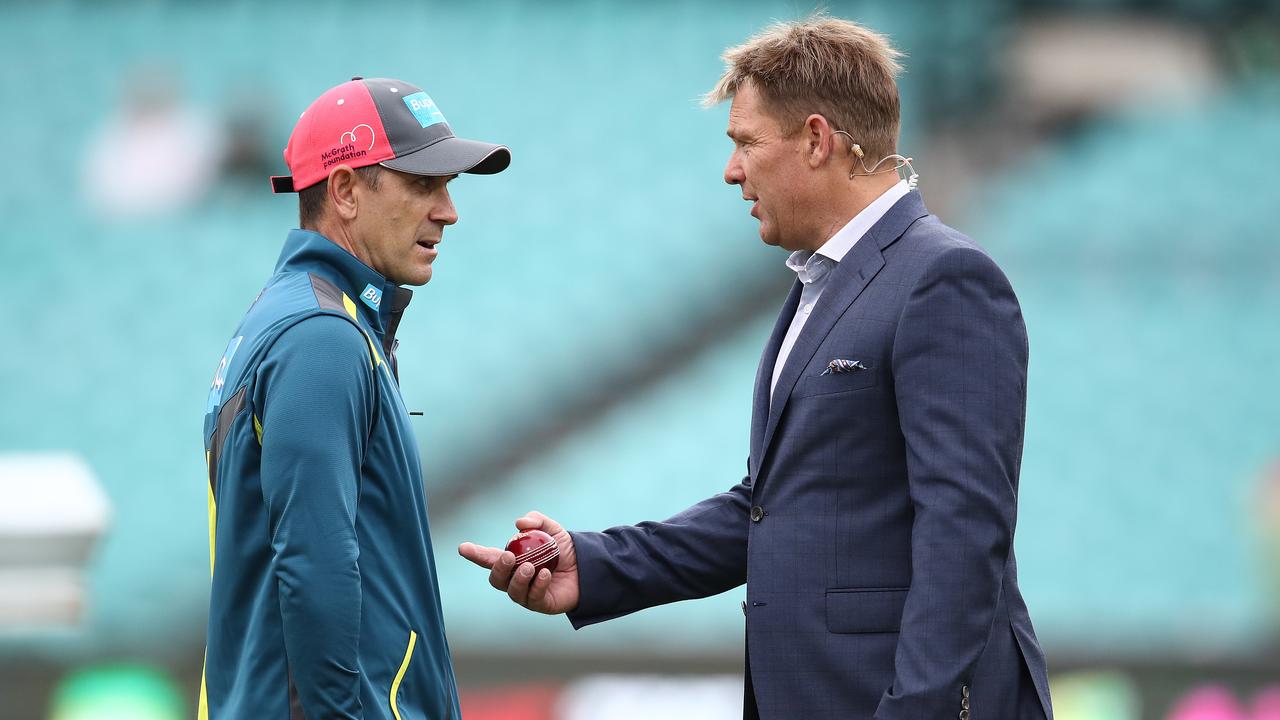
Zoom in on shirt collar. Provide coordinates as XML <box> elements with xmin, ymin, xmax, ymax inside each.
<box><xmin>784</xmin><ymin>181</ymin><xmax>912</xmax><ymax>284</ymax></box>
<box><xmin>784</xmin><ymin>250</ymin><xmax>835</xmax><ymax>285</ymax></box>
<box><xmin>274</xmin><ymin>229</ymin><xmax>413</xmax><ymax>338</ymax></box>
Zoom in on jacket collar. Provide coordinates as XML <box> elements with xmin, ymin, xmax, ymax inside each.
<box><xmin>275</xmin><ymin>229</ymin><xmax>413</xmax><ymax>339</ymax></box>
<box><xmin>749</xmin><ymin>191</ymin><xmax>929</xmax><ymax>483</ymax></box>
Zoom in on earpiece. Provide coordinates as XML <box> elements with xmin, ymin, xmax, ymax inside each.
<box><xmin>832</xmin><ymin>130</ymin><xmax>918</xmax><ymax>190</ymax></box>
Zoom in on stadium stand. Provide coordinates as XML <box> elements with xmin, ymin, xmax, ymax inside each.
<box><xmin>0</xmin><ymin>0</ymin><xmax>923</xmax><ymax>656</ymax></box>
<box><xmin>2</xmin><ymin>2</ymin><xmax>1277</xmax><ymax>717</ymax></box>
<box><xmin>435</xmin><ymin>81</ymin><xmax>1280</xmax><ymax>659</ymax></box>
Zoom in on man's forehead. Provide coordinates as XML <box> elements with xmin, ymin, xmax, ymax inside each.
<box><xmin>727</xmin><ymin>82</ymin><xmax>778</xmax><ymax>133</ymax></box>
<box><xmin>727</xmin><ymin>105</ymin><xmax>768</xmax><ymax>140</ymax></box>
<box><xmin>726</xmin><ymin>96</ymin><xmax>753</xmax><ymax>133</ymax></box>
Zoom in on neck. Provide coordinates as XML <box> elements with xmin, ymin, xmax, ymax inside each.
<box><xmin>806</xmin><ymin>171</ymin><xmax>900</xmax><ymax>251</ymax></box>
<box><xmin>312</xmin><ymin>218</ymin><xmax>370</xmax><ymax>268</ymax></box>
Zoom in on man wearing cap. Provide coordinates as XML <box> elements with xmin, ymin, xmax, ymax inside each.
<box><xmin>200</xmin><ymin>77</ymin><xmax>509</xmax><ymax>720</ymax></box>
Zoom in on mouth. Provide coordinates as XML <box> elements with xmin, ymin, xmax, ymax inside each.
<box><xmin>417</xmin><ymin>238</ymin><xmax>439</xmax><ymax>252</ymax></box>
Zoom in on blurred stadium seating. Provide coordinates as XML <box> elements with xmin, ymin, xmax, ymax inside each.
<box><xmin>1</xmin><ymin>1</ymin><xmax>1277</xmax><ymax>718</ymax></box>
<box><xmin>970</xmin><ymin>79</ymin><xmax>1280</xmax><ymax>656</ymax></box>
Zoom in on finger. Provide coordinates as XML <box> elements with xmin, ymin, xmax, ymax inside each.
<box><xmin>458</xmin><ymin>542</ymin><xmax>503</xmax><ymax>569</ymax></box>
<box><xmin>515</xmin><ymin>510</ymin><xmax>566</xmax><ymax>536</ymax></box>
<box><xmin>507</xmin><ymin>562</ymin><xmax>536</xmax><ymax>606</ymax></box>
<box><xmin>488</xmin><ymin>551</ymin><xmax>517</xmax><ymax>591</ymax></box>
<box><xmin>526</xmin><ymin>567</ymin><xmax>553</xmax><ymax>610</ymax></box>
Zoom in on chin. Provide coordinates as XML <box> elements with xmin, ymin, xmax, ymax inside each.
<box><xmin>395</xmin><ymin>267</ymin><xmax>433</xmax><ymax>286</ymax></box>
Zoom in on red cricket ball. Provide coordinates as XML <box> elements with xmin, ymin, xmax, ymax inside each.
<box><xmin>505</xmin><ymin>529</ymin><xmax>560</xmax><ymax>573</ymax></box>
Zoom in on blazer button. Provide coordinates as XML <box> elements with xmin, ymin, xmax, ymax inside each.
<box><xmin>959</xmin><ymin>711</ymin><xmax>969</xmax><ymax>720</ymax></box>
<box><xmin>750</xmin><ymin>506</ymin><xmax>765</xmax><ymax>522</ymax></box>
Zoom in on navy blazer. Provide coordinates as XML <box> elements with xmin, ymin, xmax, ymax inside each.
<box><xmin>569</xmin><ymin>192</ymin><xmax>1053</xmax><ymax>720</ymax></box>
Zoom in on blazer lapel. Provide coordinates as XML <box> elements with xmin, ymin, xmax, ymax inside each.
<box><xmin>750</xmin><ymin>279</ymin><xmax>802</xmax><ymax>479</ymax></box>
<box><xmin>755</xmin><ymin>192</ymin><xmax>930</xmax><ymax>482</ymax></box>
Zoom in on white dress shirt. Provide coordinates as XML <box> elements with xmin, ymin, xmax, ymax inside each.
<box><xmin>770</xmin><ymin>181</ymin><xmax>912</xmax><ymax>400</ymax></box>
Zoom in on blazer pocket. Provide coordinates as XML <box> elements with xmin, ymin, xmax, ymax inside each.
<box><xmin>794</xmin><ymin>366</ymin><xmax>878</xmax><ymax>398</ymax></box>
<box><xmin>826</xmin><ymin>587</ymin><xmax>909</xmax><ymax>634</ymax></box>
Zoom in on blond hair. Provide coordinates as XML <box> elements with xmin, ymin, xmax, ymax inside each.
<box><xmin>705</xmin><ymin>15</ymin><xmax>904</xmax><ymax>162</ymax></box>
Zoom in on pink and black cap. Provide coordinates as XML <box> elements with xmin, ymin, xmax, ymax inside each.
<box><xmin>270</xmin><ymin>77</ymin><xmax>510</xmax><ymax>193</ymax></box>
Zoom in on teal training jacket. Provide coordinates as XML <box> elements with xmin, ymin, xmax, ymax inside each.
<box><xmin>200</xmin><ymin>229</ymin><xmax>459</xmax><ymax>719</ymax></box>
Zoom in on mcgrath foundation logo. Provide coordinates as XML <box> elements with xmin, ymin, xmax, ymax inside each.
<box><xmin>340</xmin><ymin>124</ymin><xmax>376</xmax><ymax>150</ymax></box>
<box><xmin>321</xmin><ymin>124</ymin><xmax>376</xmax><ymax>170</ymax></box>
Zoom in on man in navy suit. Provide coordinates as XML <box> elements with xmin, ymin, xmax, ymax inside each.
<box><xmin>461</xmin><ymin>16</ymin><xmax>1053</xmax><ymax>720</ymax></box>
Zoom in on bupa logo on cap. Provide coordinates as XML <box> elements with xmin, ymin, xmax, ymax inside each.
<box><xmin>360</xmin><ymin>283</ymin><xmax>382</xmax><ymax>311</ymax></box>
<box><xmin>403</xmin><ymin>92</ymin><xmax>446</xmax><ymax>129</ymax></box>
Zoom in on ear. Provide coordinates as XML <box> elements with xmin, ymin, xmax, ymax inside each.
<box><xmin>327</xmin><ymin>165</ymin><xmax>359</xmax><ymax>221</ymax></box>
<box><xmin>802</xmin><ymin>114</ymin><xmax>835</xmax><ymax>169</ymax></box>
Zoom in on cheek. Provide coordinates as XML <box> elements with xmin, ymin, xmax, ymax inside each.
<box><xmin>753</xmin><ymin>162</ymin><xmax>780</xmax><ymax>202</ymax></box>
<box><xmin>755</xmin><ymin>154</ymin><xmax>784</xmax><ymax>187</ymax></box>
<box><xmin>419</xmin><ymin>201</ymin><xmax>439</xmax><ymax>227</ymax></box>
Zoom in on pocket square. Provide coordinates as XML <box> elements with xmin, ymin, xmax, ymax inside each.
<box><xmin>822</xmin><ymin>358</ymin><xmax>868</xmax><ymax>375</ymax></box>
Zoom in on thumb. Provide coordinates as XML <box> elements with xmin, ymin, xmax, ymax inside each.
<box><xmin>515</xmin><ymin>510</ymin><xmax>565</xmax><ymax>536</ymax></box>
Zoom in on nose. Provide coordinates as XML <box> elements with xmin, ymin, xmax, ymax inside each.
<box><xmin>723</xmin><ymin>149</ymin><xmax>744</xmax><ymax>186</ymax></box>
<box><xmin>433</xmin><ymin>188</ymin><xmax>459</xmax><ymax>226</ymax></box>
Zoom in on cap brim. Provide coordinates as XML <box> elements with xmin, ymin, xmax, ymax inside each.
<box><xmin>380</xmin><ymin>136</ymin><xmax>511</xmax><ymax>177</ymax></box>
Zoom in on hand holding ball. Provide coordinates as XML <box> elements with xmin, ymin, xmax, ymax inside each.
<box><xmin>505</xmin><ymin>529</ymin><xmax>560</xmax><ymax>573</ymax></box>
<box><xmin>458</xmin><ymin>512</ymin><xmax>579</xmax><ymax>615</ymax></box>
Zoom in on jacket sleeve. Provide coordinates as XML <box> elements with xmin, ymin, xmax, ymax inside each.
<box><xmin>254</xmin><ymin>315</ymin><xmax>376</xmax><ymax>719</ymax></box>
<box><xmin>567</xmin><ymin>475</ymin><xmax>752</xmax><ymax>628</ymax></box>
<box><xmin>876</xmin><ymin>246</ymin><xmax>1029</xmax><ymax>719</ymax></box>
